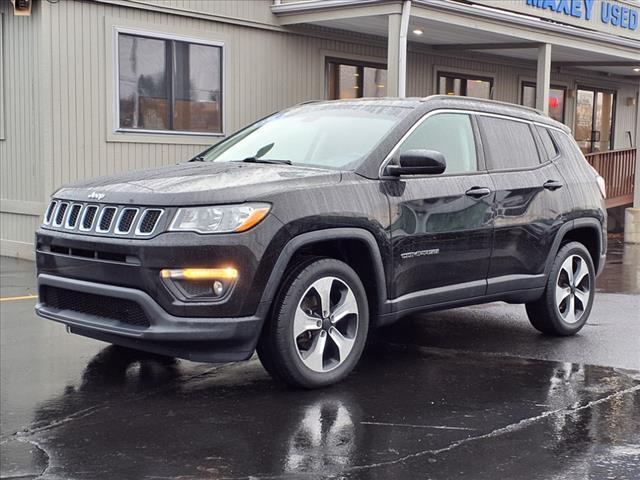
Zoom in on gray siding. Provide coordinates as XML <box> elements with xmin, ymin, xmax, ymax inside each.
<box><xmin>1</xmin><ymin>0</ymin><xmax>638</xmax><ymax>259</ymax></box>
<box><xmin>0</xmin><ymin>3</ymin><xmax>46</xmax><ymax>258</ymax></box>
<box><xmin>140</xmin><ymin>0</ymin><xmax>280</xmax><ymax>26</ymax></box>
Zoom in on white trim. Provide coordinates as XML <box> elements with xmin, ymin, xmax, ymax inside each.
<box><xmin>107</xmin><ymin>19</ymin><xmax>228</xmax><ymax>144</ymax></box>
<box><xmin>0</xmin><ymin>239</ymin><xmax>36</xmax><ymax>261</ymax></box>
<box><xmin>0</xmin><ymin>12</ymin><xmax>5</xmax><ymax>141</ymax></box>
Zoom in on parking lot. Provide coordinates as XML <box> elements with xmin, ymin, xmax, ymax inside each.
<box><xmin>1</xmin><ymin>239</ymin><xmax>639</xmax><ymax>480</ymax></box>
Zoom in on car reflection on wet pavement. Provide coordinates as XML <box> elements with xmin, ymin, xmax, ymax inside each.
<box><xmin>1</xmin><ymin>242</ymin><xmax>639</xmax><ymax>479</ymax></box>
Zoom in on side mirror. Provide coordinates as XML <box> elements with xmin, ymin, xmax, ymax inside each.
<box><xmin>385</xmin><ymin>149</ymin><xmax>446</xmax><ymax>176</ymax></box>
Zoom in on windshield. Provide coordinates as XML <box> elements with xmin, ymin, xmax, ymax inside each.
<box><xmin>199</xmin><ymin>103</ymin><xmax>410</xmax><ymax>169</ymax></box>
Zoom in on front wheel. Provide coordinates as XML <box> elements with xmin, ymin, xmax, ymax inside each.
<box><xmin>257</xmin><ymin>258</ymin><xmax>369</xmax><ymax>389</ymax></box>
<box><xmin>526</xmin><ymin>242</ymin><xmax>595</xmax><ymax>336</ymax></box>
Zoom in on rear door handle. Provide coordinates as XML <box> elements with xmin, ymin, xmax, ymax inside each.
<box><xmin>543</xmin><ymin>180</ymin><xmax>563</xmax><ymax>191</ymax></box>
<box><xmin>465</xmin><ymin>187</ymin><xmax>491</xmax><ymax>198</ymax></box>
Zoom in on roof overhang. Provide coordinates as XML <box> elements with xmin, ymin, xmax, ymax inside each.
<box><xmin>273</xmin><ymin>0</ymin><xmax>640</xmax><ymax>79</ymax></box>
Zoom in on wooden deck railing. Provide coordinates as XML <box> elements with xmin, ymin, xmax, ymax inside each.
<box><xmin>585</xmin><ymin>147</ymin><xmax>636</xmax><ymax>209</ymax></box>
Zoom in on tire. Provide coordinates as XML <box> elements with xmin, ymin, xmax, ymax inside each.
<box><xmin>257</xmin><ymin>257</ymin><xmax>369</xmax><ymax>389</ymax></box>
<box><xmin>526</xmin><ymin>242</ymin><xmax>596</xmax><ymax>336</ymax></box>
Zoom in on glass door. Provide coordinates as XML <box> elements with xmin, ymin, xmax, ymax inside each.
<box><xmin>575</xmin><ymin>87</ymin><xmax>616</xmax><ymax>154</ymax></box>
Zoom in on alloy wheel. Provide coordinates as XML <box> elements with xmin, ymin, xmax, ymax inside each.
<box><xmin>293</xmin><ymin>276</ymin><xmax>359</xmax><ymax>373</ymax></box>
<box><xmin>555</xmin><ymin>254</ymin><xmax>591</xmax><ymax>324</ymax></box>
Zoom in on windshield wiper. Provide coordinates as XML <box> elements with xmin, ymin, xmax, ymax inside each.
<box><xmin>242</xmin><ymin>157</ymin><xmax>292</xmax><ymax>165</ymax></box>
<box><xmin>189</xmin><ymin>155</ymin><xmax>205</xmax><ymax>162</ymax></box>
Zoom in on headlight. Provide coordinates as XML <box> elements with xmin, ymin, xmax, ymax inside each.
<box><xmin>169</xmin><ymin>203</ymin><xmax>271</xmax><ymax>234</ymax></box>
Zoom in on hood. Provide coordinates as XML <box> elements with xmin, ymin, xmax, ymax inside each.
<box><xmin>53</xmin><ymin>162</ymin><xmax>342</xmax><ymax>206</ymax></box>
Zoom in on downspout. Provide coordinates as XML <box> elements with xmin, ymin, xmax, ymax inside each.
<box><xmin>398</xmin><ymin>0</ymin><xmax>411</xmax><ymax>98</ymax></box>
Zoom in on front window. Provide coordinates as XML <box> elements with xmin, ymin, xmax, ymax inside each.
<box><xmin>326</xmin><ymin>58</ymin><xmax>388</xmax><ymax>100</ymax></box>
<box><xmin>438</xmin><ymin>72</ymin><xmax>493</xmax><ymax>99</ymax></box>
<box><xmin>396</xmin><ymin>113</ymin><xmax>478</xmax><ymax>174</ymax></box>
<box><xmin>117</xmin><ymin>31</ymin><xmax>223</xmax><ymax>135</ymax></box>
<box><xmin>199</xmin><ymin>104</ymin><xmax>409</xmax><ymax>170</ymax></box>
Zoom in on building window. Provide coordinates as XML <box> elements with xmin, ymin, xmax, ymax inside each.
<box><xmin>116</xmin><ymin>31</ymin><xmax>222</xmax><ymax>135</ymax></box>
<box><xmin>326</xmin><ymin>58</ymin><xmax>387</xmax><ymax>100</ymax></box>
<box><xmin>438</xmin><ymin>72</ymin><xmax>493</xmax><ymax>99</ymax></box>
<box><xmin>521</xmin><ymin>82</ymin><xmax>566</xmax><ymax>123</ymax></box>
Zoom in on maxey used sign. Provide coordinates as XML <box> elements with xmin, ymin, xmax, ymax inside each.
<box><xmin>471</xmin><ymin>0</ymin><xmax>639</xmax><ymax>40</ymax></box>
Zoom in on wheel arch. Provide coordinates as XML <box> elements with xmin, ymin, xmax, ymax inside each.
<box><xmin>546</xmin><ymin>218</ymin><xmax>605</xmax><ymax>277</ymax></box>
<box><xmin>259</xmin><ymin>228</ymin><xmax>389</xmax><ymax>323</ymax></box>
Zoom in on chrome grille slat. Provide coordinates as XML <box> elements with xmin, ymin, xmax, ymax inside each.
<box><xmin>80</xmin><ymin>205</ymin><xmax>99</xmax><ymax>231</ymax></box>
<box><xmin>44</xmin><ymin>201</ymin><xmax>57</xmax><ymax>224</ymax></box>
<box><xmin>65</xmin><ymin>204</ymin><xmax>83</xmax><ymax>229</ymax></box>
<box><xmin>53</xmin><ymin>203</ymin><xmax>69</xmax><ymax>227</ymax></box>
<box><xmin>43</xmin><ymin>202</ymin><xmax>165</xmax><ymax>238</ymax></box>
<box><xmin>136</xmin><ymin>209</ymin><xmax>163</xmax><ymax>236</ymax></box>
<box><xmin>96</xmin><ymin>206</ymin><xmax>118</xmax><ymax>233</ymax></box>
<box><xmin>115</xmin><ymin>208</ymin><xmax>139</xmax><ymax>234</ymax></box>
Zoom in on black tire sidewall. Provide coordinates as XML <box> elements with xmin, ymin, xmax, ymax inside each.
<box><xmin>542</xmin><ymin>242</ymin><xmax>596</xmax><ymax>335</ymax></box>
<box><xmin>271</xmin><ymin>258</ymin><xmax>369</xmax><ymax>388</ymax></box>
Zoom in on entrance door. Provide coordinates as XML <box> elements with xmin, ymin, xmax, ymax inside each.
<box><xmin>575</xmin><ymin>87</ymin><xmax>616</xmax><ymax>154</ymax></box>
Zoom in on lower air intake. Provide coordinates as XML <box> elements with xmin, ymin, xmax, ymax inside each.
<box><xmin>41</xmin><ymin>286</ymin><xmax>151</xmax><ymax>328</ymax></box>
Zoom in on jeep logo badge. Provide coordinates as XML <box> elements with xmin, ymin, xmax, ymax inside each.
<box><xmin>88</xmin><ymin>192</ymin><xmax>105</xmax><ymax>200</ymax></box>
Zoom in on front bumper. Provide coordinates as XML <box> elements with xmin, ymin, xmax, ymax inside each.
<box><xmin>36</xmin><ymin>274</ymin><xmax>266</xmax><ymax>362</ymax></box>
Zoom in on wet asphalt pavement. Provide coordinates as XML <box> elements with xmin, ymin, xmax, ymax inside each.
<box><xmin>1</xmin><ymin>240</ymin><xmax>639</xmax><ymax>479</ymax></box>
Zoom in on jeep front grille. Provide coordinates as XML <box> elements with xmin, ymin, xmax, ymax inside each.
<box><xmin>81</xmin><ymin>205</ymin><xmax>99</xmax><ymax>230</ymax></box>
<box><xmin>54</xmin><ymin>203</ymin><xmax>69</xmax><ymax>227</ymax></box>
<box><xmin>44</xmin><ymin>201</ymin><xmax>57</xmax><ymax>224</ymax></box>
<box><xmin>137</xmin><ymin>209</ymin><xmax>163</xmax><ymax>235</ymax></box>
<box><xmin>97</xmin><ymin>207</ymin><xmax>117</xmax><ymax>232</ymax></box>
<box><xmin>65</xmin><ymin>204</ymin><xmax>82</xmax><ymax>229</ymax></box>
<box><xmin>42</xmin><ymin>201</ymin><xmax>166</xmax><ymax>238</ymax></box>
<box><xmin>116</xmin><ymin>208</ymin><xmax>138</xmax><ymax>234</ymax></box>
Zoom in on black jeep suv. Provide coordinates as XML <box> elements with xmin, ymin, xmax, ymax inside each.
<box><xmin>36</xmin><ymin>96</ymin><xmax>607</xmax><ymax>388</ymax></box>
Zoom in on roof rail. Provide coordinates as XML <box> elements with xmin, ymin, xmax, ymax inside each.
<box><xmin>422</xmin><ymin>95</ymin><xmax>545</xmax><ymax>116</ymax></box>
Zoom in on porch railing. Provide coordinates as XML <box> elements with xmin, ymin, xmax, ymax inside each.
<box><xmin>585</xmin><ymin>147</ymin><xmax>636</xmax><ymax>209</ymax></box>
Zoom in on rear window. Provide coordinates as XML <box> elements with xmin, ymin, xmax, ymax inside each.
<box><xmin>535</xmin><ymin>125</ymin><xmax>559</xmax><ymax>160</ymax></box>
<box><xmin>478</xmin><ymin>116</ymin><xmax>541</xmax><ymax>170</ymax></box>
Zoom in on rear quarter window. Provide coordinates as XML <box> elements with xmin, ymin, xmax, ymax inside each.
<box><xmin>535</xmin><ymin>125</ymin><xmax>559</xmax><ymax>160</ymax></box>
<box><xmin>478</xmin><ymin>116</ymin><xmax>541</xmax><ymax>170</ymax></box>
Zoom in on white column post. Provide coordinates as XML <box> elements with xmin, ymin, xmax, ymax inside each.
<box><xmin>536</xmin><ymin>43</ymin><xmax>552</xmax><ymax>115</ymax></box>
<box><xmin>387</xmin><ymin>14</ymin><xmax>401</xmax><ymax>97</ymax></box>
<box><xmin>387</xmin><ymin>1</ymin><xmax>411</xmax><ymax>98</ymax></box>
<box><xmin>634</xmin><ymin>89</ymin><xmax>640</xmax><ymax>208</ymax></box>
<box><xmin>624</xmin><ymin>88</ymin><xmax>640</xmax><ymax>243</ymax></box>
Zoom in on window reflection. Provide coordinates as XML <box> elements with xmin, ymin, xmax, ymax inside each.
<box><xmin>437</xmin><ymin>72</ymin><xmax>493</xmax><ymax>99</ymax></box>
<box><xmin>327</xmin><ymin>58</ymin><xmax>387</xmax><ymax>99</ymax></box>
<box><xmin>118</xmin><ymin>32</ymin><xmax>222</xmax><ymax>134</ymax></box>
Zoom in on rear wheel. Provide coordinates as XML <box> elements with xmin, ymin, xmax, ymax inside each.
<box><xmin>526</xmin><ymin>242</ymin><xmax>595</xmax><ymax>336</ymax></box>
<box><xmin>257</xmin><ymin>258</ymin><xmax>369</xmax><ymax>389</ymax></box>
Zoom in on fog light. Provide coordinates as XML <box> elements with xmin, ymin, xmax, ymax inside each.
<box><xmin>213</xmin><ymin>280</ymin><xmax>224</xmax><ymax>296</ymax></box>
<box><xmin>161</xmin><ymin>267</ymin><xmax>238</xmax><ymax>280</ymax></box>
<box><xmin>160</xmin><ymin>267</ymin><xmax>238</xmax><ymax>301</ymax></box>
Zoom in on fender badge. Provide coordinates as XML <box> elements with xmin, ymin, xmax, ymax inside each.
<box><xmin>88</xmin><ymin>192</ymin><xmax>106</xmax><ymax>200</ymax></box>
<box><xmin>401</xmin><ymin>248</ymin><xmax>440</xmax><ymax>259</ymax></box>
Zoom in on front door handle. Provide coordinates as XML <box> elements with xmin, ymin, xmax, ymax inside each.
<box><xmin>465</xmin><ymin>186</ymin><xmax>491</xmax><ymax>198</ymax></box>
<box><xmin>543</xmin><ymin>179</ymin><xmax>563</xmax><ymax>191</ymax></box>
